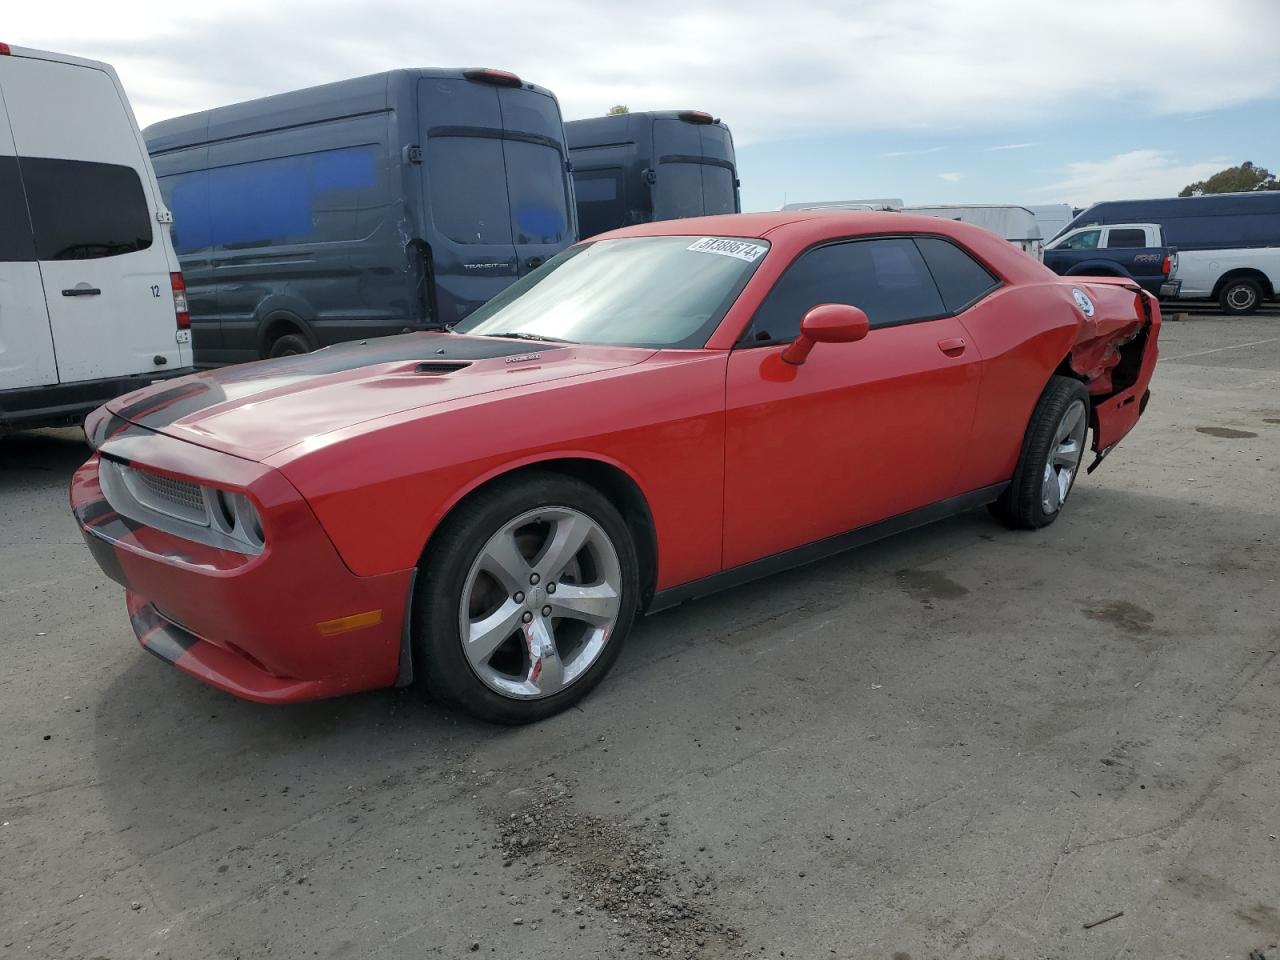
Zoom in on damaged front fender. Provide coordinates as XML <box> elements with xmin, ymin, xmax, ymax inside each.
<box><xmin>1064</xmin><ymin>279</ymin><xmax>1162</xmax><ymax>462</ymax></box>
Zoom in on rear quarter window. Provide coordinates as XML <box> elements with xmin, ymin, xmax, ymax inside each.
<box><xmin>1107</xmin><ymin>228</ymin><xmax>1148</xmax><ymax>248</ymax></box>
<box><xmin>19</xmin><ymin>158</ymin><xmax>153</xmax><ymax>260</ymax></box>
<box><xmin>914</xmin><ymin>237</ymin><xmax>1000</xmax><ymax>313</ymax></box>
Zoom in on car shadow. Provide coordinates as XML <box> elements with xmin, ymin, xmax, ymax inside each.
<box><xmin>84</xmin><ymin>502</ymin><xmax>1000</xmax><ymax>873</ymax></box>
<box><xmin>0</xmin><ymin>427</ymin><xmax>88</xmax><ymax>493</ymax></box>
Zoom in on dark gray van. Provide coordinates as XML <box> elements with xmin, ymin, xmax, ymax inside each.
<box><xmin>565</xmin><ymin>111</ymin><xmax>739</xmax><ymax>239</ymax></box>
<box><xmin>145</xmin><ymin>68</ymin><xmax>576</xmax><ymax>364</ymax></box>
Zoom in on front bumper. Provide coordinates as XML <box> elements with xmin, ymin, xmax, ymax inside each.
<box><xmin>71</xmin><ymin>421</ymin><xmax>413</xmax><ymax>703</ymax></box>
<box><xmin>1159</xmin><ymin>279</ymin><xmax>1182</xmax><ymax>298</ymax></box>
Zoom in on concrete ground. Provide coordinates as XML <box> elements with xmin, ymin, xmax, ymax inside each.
<box><xmin>2</xmin><ymin>309</ymin><xmax>1278</xmax><ymax>960</ymax></box>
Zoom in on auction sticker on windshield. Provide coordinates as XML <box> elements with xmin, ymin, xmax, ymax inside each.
<box><xmin>686</xmin><ymin>237</ymin><xmax>768</xmax><ymax>262</ymax></box>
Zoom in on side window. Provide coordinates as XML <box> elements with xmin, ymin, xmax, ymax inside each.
<box><xmin>1059</xmin><ymin>229</ymin><xmax>1100</xmax><ymax>251</ymax></box>
<box><xmin>19</xmin><ymin>158</ymin><xmax>153</xmax><ymax>260</ymax></box>
<box><xmin>426</xmin><ymin>137</ymin><xmax>512</xmax><ymax>244</ymax></box>
<box><xmin>1106</xmin><ymin>228</ymin><xmax>1148</xmax><ymax>248</ymax></box>
<box><xmin>207</xmin><ymin>145</ymin><xmax>380</xmax><ymax>250</ymax></box>
<box><xmin>504</xmin><ymin>140</ymin><xmax>569</xmax><ymax>245</ymax></box>
<box><xmin>914</xmin><ymin>237</ymin><xmax>999</xmax><ymax>313</ymax></box>
<box><xmin>748</xmin><ymin>238</ymin><xmax>945</xmax><ymax>343</ymax></box>
<box><xmin>0</xmin><ymin>156</ymin><xmax>35</xmax><ymax>262</ymax></box>
<box><xmin>573</xmin><ymin>168</ymin><xmax>626</xmax><ymax>238</ymax></box>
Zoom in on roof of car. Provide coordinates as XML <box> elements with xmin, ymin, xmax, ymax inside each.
<box><xmin>596</xmin><ymin>211</ymin><xmax>1052</xmax><ymax>284</ymax></box>
<box><xmin>604</xmin><ymin>211</ymin><xmax>1003</xmax><ymax>244</ymax></box>
<box><xmin>596</xmin><ymin>210</ymin><xmax>983</xmax><ymax>241</ymax></box>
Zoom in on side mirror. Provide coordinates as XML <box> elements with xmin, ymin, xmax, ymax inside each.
<box><xmin>780</xmin><ymin>303</ymin><xmax>870</xmax><ymax>365</ymax></box>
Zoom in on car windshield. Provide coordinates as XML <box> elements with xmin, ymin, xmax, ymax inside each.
<box><xmin>452</xmin><ymin>235</ymin><xmax>770</xmax><ymax>348</ymax></box>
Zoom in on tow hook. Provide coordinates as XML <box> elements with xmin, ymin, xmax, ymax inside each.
<box><xmin>1086</xmin><ymin>444</ymin><xmax>1116</xmax><ymax>475</ymax></box>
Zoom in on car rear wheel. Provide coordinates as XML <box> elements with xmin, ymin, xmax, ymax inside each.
<box><xmin>990</xmin><ymin>375</ymin><xmax>1090</xmax><ymax>530</ymax></box>
<box><xmin>267</xmin><ymin>333</ymin><xmax>311</xmax><ymax>358</ymax></box>
<box><xmin>1218</xmin><ymin>278</ymin><xmax>1262</xmax><ymax>315</ymax></box>
<box><xmin>414</xmin><ymin>473</ymin><xmax>639</xmax><ymax>724</ymax></box>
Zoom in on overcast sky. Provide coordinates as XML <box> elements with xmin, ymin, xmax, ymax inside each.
<box><xmin>9</xmin><ymin>0</ymin><xmax>1279</xmax><ymax>210</ymax></box>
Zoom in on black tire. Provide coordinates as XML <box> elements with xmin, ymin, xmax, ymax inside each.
<box><xmin>1217</xmin><ymin>277</ymin><xmax>1263</xmax><ymax>316</ymax></box>
<box><xmin>413</xmin><ymin>472</ymin><xmax>640</xmax><ymax>724</ymax></box>
<box><xmin>267</xmin><ymin>333</ymin><xmax>311</xmax><ymax>358</ymax></box>
<box><xmin>990</xmin><ymin>375</ymin><xmax>1091</xmax><ymax>530</ymax></box>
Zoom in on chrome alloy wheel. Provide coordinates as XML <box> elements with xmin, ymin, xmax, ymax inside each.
<box><xmin>1041</xmin><ymin>398</ymin><xmax>1087</xmax><ymax>515</ymax></box>
<box><xmin>459</xmin><ymin>506</ymin><xmax>623</xmax><ymax>700</ymax></box>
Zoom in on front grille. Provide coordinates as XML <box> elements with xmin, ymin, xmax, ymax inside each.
<box><xmin>111</xmin><ymin>461</ymin><xmax>209</xmax><ymax>525</ymax></box>
<box><xmin>132</xmin><ymin>469</ymin><xmax>205</xmax><ymax>514</ymax></box>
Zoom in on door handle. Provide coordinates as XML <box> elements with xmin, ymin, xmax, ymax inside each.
<box><xmin>62</xmin><ymin>285</ymin><xmax>102</xmax><ymax>297</ymax></box>
<box><xmin>937</xmin><ymin>337</ymin><xmax>967</xmax><ymax>356</ymax></box>
<box><xmin>525</xmin><ymin>256</ymin><xmax>544</xmax><ymax>270</ymax></box>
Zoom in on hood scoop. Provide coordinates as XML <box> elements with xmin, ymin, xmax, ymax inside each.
<box><xmin>414</xmin><ymin>361</ymin><xmax>472</xmax><ymax>375</ymax></box>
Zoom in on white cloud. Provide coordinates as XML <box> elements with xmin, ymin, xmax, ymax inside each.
<box><xmin>1033</xmin><ymin>150</ymin><xmax>1232</xmax><ymax>206</ymax></box>
<box><xmin>938</xmin><ymin>172</ymin><xmax>964</xmax><ymax>182</ymax></box>
<box><xmin>883</xmin><ymin>146</ymin><xmax>945</xmax><ymax>158</ymax></box>
<box><xmin>4</xmin><ymin>0</ymin><xmax>1279</xmax><ymax>143</ymax></box>
<box><xmin>985</xmin><ymin>142</ymin><xmax>1037</xmax><ymax>152</ymax></box>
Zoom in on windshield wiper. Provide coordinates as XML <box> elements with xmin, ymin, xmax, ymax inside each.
<box><xmin>486</xmin><ymin>331</ymin><xmax>575</xmax><ymax>344</ymax></box>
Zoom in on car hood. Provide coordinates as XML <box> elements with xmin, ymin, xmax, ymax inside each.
<box><xmin>103</xmin><ymin>333</ymin><xmax>655</xmax><ymax>461</ymax></box>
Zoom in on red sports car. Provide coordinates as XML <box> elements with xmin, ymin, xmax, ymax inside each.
<box><xmin>71</xmin><ymin>212</ymin><xmax>1160</xmax><ymax>723</ymax></box>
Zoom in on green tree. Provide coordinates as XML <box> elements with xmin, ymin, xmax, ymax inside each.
<box><xmin>606</xmin><ymin>104</ymin><xmax>629</xmax><ymax>116</ymax></box>
<box><xmin>1179</xmin><ymin>161</ymin><xmax>1280</xmax><ymax>197</ymax></box>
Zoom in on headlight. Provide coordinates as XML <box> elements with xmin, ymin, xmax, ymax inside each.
<box><xmin>212</xmin><ymin>489</ymin><xmax>265</xmax><ymax>552</ymax></box>
<box><xmin>98</xmin><ymin>456</ymin><xmax>266</xmax><ymax>555</ymax></box>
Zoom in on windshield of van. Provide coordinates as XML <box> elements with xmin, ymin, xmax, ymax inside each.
<box><xmin>452</xmin><ymin>235</ymin><xmax>769</xmax><ymax>348</ymax></box>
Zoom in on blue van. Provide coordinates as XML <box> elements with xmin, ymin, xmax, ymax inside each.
<box><xmin>565</xmin><ymin>111</ymin><xmax>740</xmax><ymax>239</ymax></box>
<box><xmin>145</xmin><ymin>68</ymin><xmax>576</xmax><ymax>364</ymax></box>
<box><xmin>1057</xmin><ymin>193</ymin><xmax>1280</xmax><ymax>313</ymax></box>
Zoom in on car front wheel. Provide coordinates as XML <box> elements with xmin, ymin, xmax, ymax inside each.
<box><xmin>414</xmin><ymin>473</ymin><xmax>639</xmax><ymax>724</ymax></box>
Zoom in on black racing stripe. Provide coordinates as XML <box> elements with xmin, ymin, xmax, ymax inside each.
<box><xmin>114</xmin><ymin>380</ymin><xmax>209</xmax><ymax>422</ymax></box>
<box><xmin>118</xmin><ymin>332</ymin><xmax>565</xmax><ymax>430</ymax></box>
<box><xmin>90</xmin><ymin>514</ymin><xmax>142</xmax><ymax>540</ymax></box>
<box><xmin>82</xmin><ymin>529</ymin><xmax>128</xmax><ymax>587</ymax></box>
<box><xmin>225</xmin><ymin>332</ymin><xmax>553</xmax><ymax>375</ymax></box>
<box><xmin>142</xmin><ymin>622</ymin><xmax>199</xmax><ymax>665</ymax></box>
<box><xmin>130</xmin><ymin>604</ymin><xmax>165</xmax><ymax>637</ymax></box>
<box><xmin>76</xmin><ymin>497</ymin><xmax>117</xmax><ymax>527</ymax></box>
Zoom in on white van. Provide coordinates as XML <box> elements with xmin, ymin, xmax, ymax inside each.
<box><xmin>901</xmin><ymin>205</ymin><xmax>1045</xmax><ymax>261</ymax></box>
<box><xmin>0</xmin><ymin>43</ymin><xmax>192</xmax><ymax>435</ymax></box>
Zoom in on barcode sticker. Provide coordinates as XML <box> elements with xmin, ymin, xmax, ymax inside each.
<box><xmin>686</xmin><ymin>237</ymin><xmax>768</xmax><ymax>262</ymax></box>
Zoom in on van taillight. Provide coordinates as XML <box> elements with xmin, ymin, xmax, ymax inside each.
<box><xmin>171</xmin><ymin>273</ymin><xmax>190</xmax><ymax>329</ymax></box>
<box><xmin>0</xmin><ymin>43</ymin><xmax>11</xmax><ymax>55</ymax></box>
<box><xmin>463</xmin><ymin>68</ymin><xmax>522</xmax><ymax>88</ymax></box>
<box><xmin>678</xmin><ymin>110</ymin><xmax>714</xmax><ymax>124</ymax></box>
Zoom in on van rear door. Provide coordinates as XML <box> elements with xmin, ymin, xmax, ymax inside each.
<box><xmin>651</xmin><ymin>116</ymin><xmax>739</xmax><ymax>221</ymax></box>
<box><xmin>0</xmin><ymin>54</ymin><xmax>183</xmax><ymax>383</ymax></box>
<box><xmin>495</xmin><ymin>85</ymin><xmax>573</xmax><ymax>276</ymax></box>
<box><xmin>0</xmin><ymin>80</ymin><xmax>57</xmax><ymax>391</ymax></box>
<box><xmin>417</xmin><ymin>75</ymin><xmax>572</xmax><ymax>326</ymax></box>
